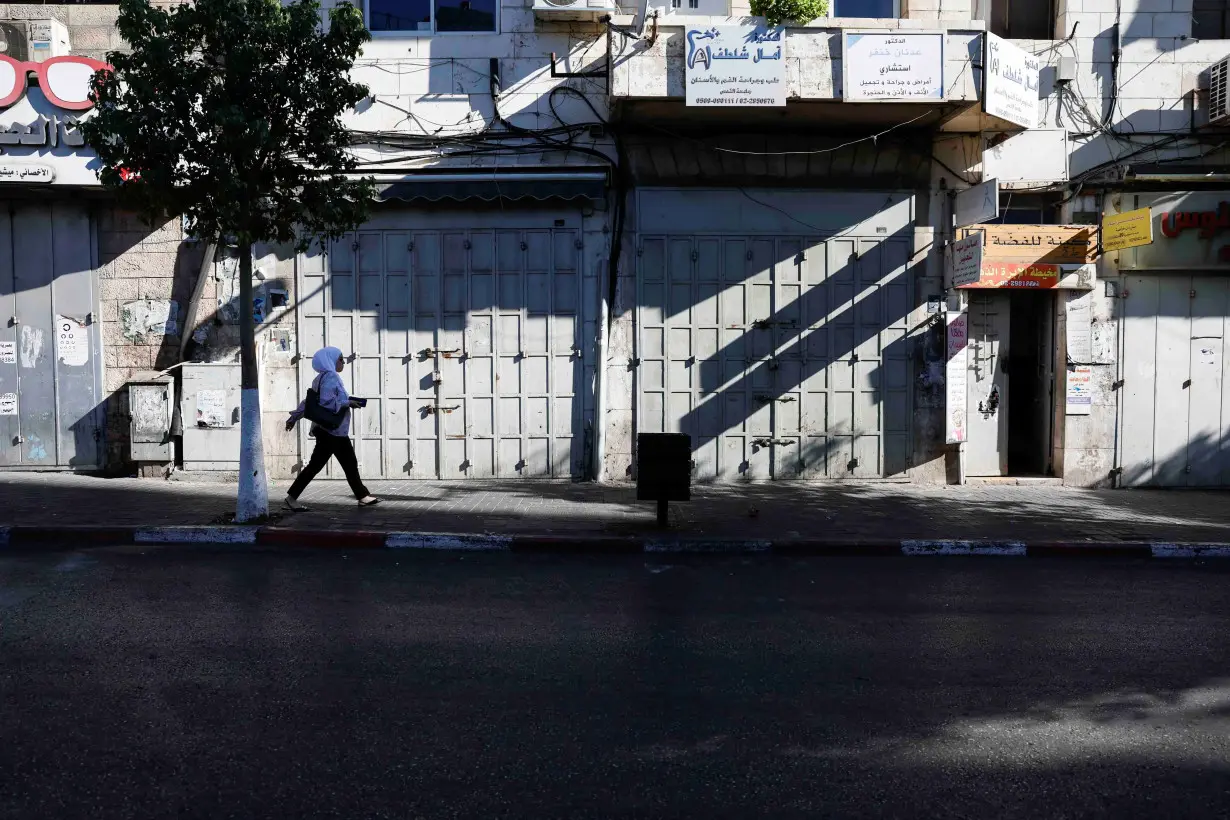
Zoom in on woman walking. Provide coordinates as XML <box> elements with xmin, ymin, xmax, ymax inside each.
<box><xmin>284</xmin><ymin>346</ymin><xmax>380</xmax><ymax>510</ymax></box>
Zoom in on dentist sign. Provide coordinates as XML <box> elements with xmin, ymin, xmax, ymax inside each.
<box><xmin>686</xmin><ymin>25</ymin><xmax>787</xmax><ymax>107</ymax></box>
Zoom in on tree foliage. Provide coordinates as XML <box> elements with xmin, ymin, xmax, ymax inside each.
<box><xmin>82</xmin><ymin>0</ymin><xmax>374</xmax><ymax>250</ymax></box>
<box><xmin>749</xmin><ymin>0</ymin><xmax>828</xmax><ymax>26</ymax></box>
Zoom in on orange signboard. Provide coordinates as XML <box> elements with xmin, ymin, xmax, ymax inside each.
<box><xmin>956</xmin><ymin>261</ymin><xmax>1063</xmax><ymax>289</ymax></box>
<box><xmin>962</xmin><ymin>225</ymin><xmax>1097</xmax><ymax>265</ymax></box>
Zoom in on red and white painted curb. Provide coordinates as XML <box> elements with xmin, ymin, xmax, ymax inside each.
<box><xmin>3</xmin><ymin>525</ymin><xmax>1230</xmax><ymax>557</ymax></box>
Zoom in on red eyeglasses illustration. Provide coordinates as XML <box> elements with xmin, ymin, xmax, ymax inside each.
<box><xmin>0</xmin><ymin>55</ymin><xmax>111</xmax><ymax>111</ymax></box>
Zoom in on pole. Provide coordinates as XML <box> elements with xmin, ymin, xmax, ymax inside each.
<box><xmin>236</xmin><ymin>243</ymin><xmax>269</xmax><ymax>521</ymax></box>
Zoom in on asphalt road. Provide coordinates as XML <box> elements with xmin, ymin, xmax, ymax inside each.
<box><xmin>2</xmin><ymin>547</ymin><xmax>1230</xmax><ymax>819</ymax></box>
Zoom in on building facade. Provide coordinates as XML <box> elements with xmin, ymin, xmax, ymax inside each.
<box><xmin>1</xmin><ymin>0</ymin><xmax>1228</xmax><ymax>488</ymax></box>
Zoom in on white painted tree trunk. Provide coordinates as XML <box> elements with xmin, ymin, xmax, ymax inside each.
<box><xmin>236</xmin><ymin>243</ymin><xmax>269</xmax><ymax>522</ymax></box>
<box><xmin>236</xmin><ymin>386</ymin><xmax>269</xmax><ymax>521</ymax></box>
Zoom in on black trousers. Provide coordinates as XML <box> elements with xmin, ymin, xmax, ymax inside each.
<box><xmin>287</xmin><ymin>433</ymin><xmax>370</xmax><ymax>500</ymax></box>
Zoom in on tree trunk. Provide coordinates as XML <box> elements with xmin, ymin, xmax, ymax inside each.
<box><xmin>236</xmin><ymin>243</ymin><xmax>269</xmax><ymax>522</ymax></box>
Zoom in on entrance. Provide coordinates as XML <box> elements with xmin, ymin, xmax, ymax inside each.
<box><xmin>965</xmin><ymin>291</ymin><xmax>1055</xmax><ymax>477</ymax></box>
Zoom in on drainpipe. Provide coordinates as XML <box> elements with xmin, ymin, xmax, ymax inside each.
<box><xmin>593</xmin><ymin>261</ymin><xmax>610</xmax><ymax>482</ymax></box>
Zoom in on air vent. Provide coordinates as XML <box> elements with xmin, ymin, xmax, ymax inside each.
<box><xmin>1210</xmin><ymin>56</ymin><xmax>1230</xmax><ymax>125</ymax></box>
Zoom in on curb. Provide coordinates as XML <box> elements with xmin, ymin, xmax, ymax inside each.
<box><xmin>3</xmin><ymin>526</ymin><xmax>1230</xmax><ymax>558</ymax></box>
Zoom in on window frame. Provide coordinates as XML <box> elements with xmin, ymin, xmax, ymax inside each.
<box><xmin>827</xmin><ymin>0</ymin><xmax>901</xmax><ymax>19</ymax></box>
<box><xmin>1192</xmin><ymin>0</ymin><xmax>1230</xmax><ymax>41</ymax></box>
<box><xmin>365</xmin><ymin>0</ymin><xmax>500</xmax><ymax>37</ymax></box>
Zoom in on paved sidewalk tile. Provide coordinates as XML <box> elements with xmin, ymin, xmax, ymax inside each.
<box><xmin>2</xmin><ymin>472</ymin><xmax>1230</xmax><ymax>543</ymax></box>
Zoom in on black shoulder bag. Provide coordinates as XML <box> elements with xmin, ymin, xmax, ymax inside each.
<box><xmin>304</xmin><ymin>387</ymin><xmax>346</xmax><ymax>430</ymax></box>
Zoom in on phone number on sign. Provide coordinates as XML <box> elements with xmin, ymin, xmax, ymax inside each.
<box><xmin>693</xmin><ymin>97</ymin><xmax>778</xmax><ymax>105</ymax></box>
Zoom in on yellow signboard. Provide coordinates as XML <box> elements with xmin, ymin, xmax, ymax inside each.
<box><xmin>1101</xmin><ymin>207</ymin><xmax>1153</xmax><ymax>253</ymax></box>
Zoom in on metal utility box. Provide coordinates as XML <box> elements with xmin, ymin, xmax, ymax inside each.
<box><xmin>180</xmin><ymin>363</ymin><xmax>241</xmax><ymax>471</ymax></box>
<box><xmin>637</xmin><ymin>433</ymin><xmax>691</xmax><ymax>525</ymax></box>
<box><xmin>128</xmin><ymin>373</ymin><xmax>174</xmax><ymax>464</ymax></box>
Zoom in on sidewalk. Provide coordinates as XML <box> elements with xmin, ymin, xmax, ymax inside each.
<box><xmin>3</xmin><ymin>472</ymin><xmax>1230</xmax><ymax>554</ymax></box>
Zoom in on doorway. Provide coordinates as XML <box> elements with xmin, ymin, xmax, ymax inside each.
<box><xmin>965</xmin><ymin>291</ymin><xmax>1055</xmax><ymax>477</ymax></box>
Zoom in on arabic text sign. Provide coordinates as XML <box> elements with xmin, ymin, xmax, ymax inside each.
<box><xmin>686</xmin><ymin>25</ymin><xmax>786</xmax><ymax>108</ymax></box>
<box><xmin>0</xmin><ymin>162</ymin><xmax>53</xmax><ymax>183</ymax></box>
<box><xmin>1101</xmin><ymin>207</ymin><xmax>1153</xmax><ymax>253</ymax></box>
<box><xmin>1066</xmin><ymin>366</ymin><xmax>1093</xmax><ymax>415</ymax></box>
<box><xmin>0</xmin><ymin>113</ymin><xmax>86</xmax><ymax>149</ymax></box>
<box><xmin>974</xmin><ymin>225</ymin><xmax>1097</xmax><ymax>265</ymax></box>
<box><xmin>950</xmin><ymin>233</ymin><xmax>983</xmax><ymax>288</ymax></box>
<box><xmin>984</xmin><ymin>33</ymin><xmax>1041</xmax><ymax>129</ymax></box>
<box><xmin>843</xmin><ymin>31</ymin><xmax>944</xmax><ymax>102</ymax></box>
<box><xmin>955</xmin><ymin>261</ymin><xmax>1092</xmax><ymax>289</ymax></box>
<box><xmin>945</xmin><ymin>311</ymin><xmax>969</xmax><ymax>444</ymax></box>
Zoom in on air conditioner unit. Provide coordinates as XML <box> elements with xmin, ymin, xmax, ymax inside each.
<box><xmin>1209</xmin><ymin>56</ymin><xmax>1230</xmax><ymax>127</ymax></box>
<box><xmin>531</xmin><ymin>0</ymin><xmax>620</xmax><ymax>22</ymax></box>
<box><xmin>28</xmin><ymin>19</ymin><xmax>70</xmax><ymax>63</ymax></box>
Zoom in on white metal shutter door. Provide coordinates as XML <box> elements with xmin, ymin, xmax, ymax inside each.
<box><xmin>637</xmin><ymin>232</ymin><xmax>910</xmax><ymax>480</ymax></box>
<box><xmin>1187</xmin><ymin>276</ymin><xmax>1229</xmax><ymax>486</ymax></box>
<box><xmin>0</xmin><ymin>209</ymin><xmax>17</xmax><ymax>466</ymax></box>
<box><xmin>1119</xmin><ymin>274</ymin><xmax>1159</xmax><ymax>486</ymax></box>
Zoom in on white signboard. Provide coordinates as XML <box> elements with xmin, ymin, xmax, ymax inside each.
<box><xmin>0</xmin><ymin>340</ymin><xmax>14</xmax><ymax>364</ymax></box>
<box><xmin>983</xmin><ymin>129</ymin><xmax>1069</xmax><ymax>184</ymax></box>
<box><xmin>954</xmin><ymin>179</ymin><xmax>999</xmax><ymax>228</ymax></box>
<box><xmin>0</xmin><ymin>162</ymin><xmax>54</xmax><ymax>183</ymax></box>
<box><xmin>0</xmin><ymin>392</ymin><xmax>15</xmax><ymax>416</ymax></box>
<box><xmin>843</xmin><ymin>31</ymin><xmax>944</xmax><ymax>102</ymax></box>
<box><xmin>686</xmin><ymin>25</ymin><xmax>787</xmax><ymax>107</ymax></box>
<box><xmin>950</xmin><ymin>233</ymin><xmax>983</xmax><ymax>288</ymax></box>
<box><xmin>946</xmin><ymin>311</ymin><xmax>969</xmax><ymax>444</ymax></box>
<box><xmin>55</xmin><ymin>316</ymin><xmax>89</xmax><ymax>367</ymax></box>
<box><xmin>984</xmin><ymin>33</ymin><xmax>1041</xmax><ymax>129</ymax></box>
<box><xmin>1066</xmin><ymin>366</ymin><xmax>1093</xmax><ymax>415</ymax></box>
<box><xmin>1065</xmin><ymin>291</ymin><xmax>1093</xmax><ymax>364</ymax></box>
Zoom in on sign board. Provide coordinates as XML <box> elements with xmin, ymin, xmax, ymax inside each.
<box><xmin>957</xmin><ymin>261</ymin><xmax>1096</xmax><ymax>290</ymax></box>
<box><xmin>1118</xmin><ymin>193</ymin><xmax>1230</xmax><ymax>270</ymax></box>
<box><xmin>983</xmin><ymin>128</ymin><xmax>1068</xmax><ymax>184</ymax></box>
<box><xmin>0</xmin><ymin>162</ymin><xmax>54</xmax><ymax>183</ymax></box>
<box><xmin>950</xmin><ymin>233</ymin><xmax>983</xmax><ymax>287</ymax></box>
<box><xmin>0</xmin><ymin>340</ymin><xmax>14</xmax><ymax>364</ymax></box>
<box><xmin>945</xmin><ymin>311</ymin><xmax>969</xmax><ymax>444</ymax></box>
<box><xmin>972</xmin><ymin>225</ymin><xmax>1097</xmax><ymax>265</ymax></box>
<box><xmin>983</xmin><ymin>33</ymin><xmax>1041</xmax><ymax>129</ymax></box>
<box><xmin>954</xmin><ymin>179</ymin><xmax>999</xmax><ymax>228</ymax></box>
<box><xmin>843</xmin><ymin>31</ymin><xmax>944</xmax><ymax>102</ymax></box>
<box><xmin>1066</xmin><ymin>366</ymin><xmax>1093</xmax><ymax>415</ymax></box>
<box><xmin>685</xmin><ymin>25</ymin><xmax>787</xmax><ymax>107</ymax></box>
<box><xmin>1101</xmin><ymin>207</ymin><xmax>1153</xmax><ymax>253</ymax></box>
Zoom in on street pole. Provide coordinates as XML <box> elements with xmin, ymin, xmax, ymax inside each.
<box><xmin>236</xmin><ymin>243</ymin><xmax>269</xmax><ymax>521</ymax></box>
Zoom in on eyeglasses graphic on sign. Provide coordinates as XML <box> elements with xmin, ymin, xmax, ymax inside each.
<box><xmin>0</xmin><ymin>55</ymin><xmax>111</xmax><ymax>111</ymax></box>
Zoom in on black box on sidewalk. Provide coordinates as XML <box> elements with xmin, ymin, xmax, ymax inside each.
<box><xmin>636</xmin><ymin>433</ymin><xmax>692</xmax><ymax>502</ymax></box>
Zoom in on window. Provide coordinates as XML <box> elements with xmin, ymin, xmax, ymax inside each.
<box><xmin>983</xmin><ymin>0</ymin><xmax>1054</xmax><ymax>40</ymax></box>
<box><xmin>832</xmin><ymin>0</ymin><xmax>899</xmax><ymax>17</ymax></box>
<box><xmin>1193</xmin><ymin>0</ymin><xmax>1230</xmax><ymax>40</ymax></box>
<box><xmin>366</xmin><ymin>0</ymin><xmax>497</xmax><ymax>34</ymax></box>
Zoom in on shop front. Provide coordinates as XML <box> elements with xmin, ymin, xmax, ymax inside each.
<box><xmin>1113</xmin><ymin>192</ymin><xmax>1230</xmax><ymax>487</ymax></box>
<box><xmin>0</xmin><ymin>55</ymin><xmax>107</xmax><ymax>469</ymax></box>
<box><xmin>948</xmin><ymin>224</ymin><xmax>1098</xmax><ymax>480</ymax></box>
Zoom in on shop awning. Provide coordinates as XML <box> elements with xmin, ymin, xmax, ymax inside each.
<box><xmin>373</xmin><ymin>172</ymin><xmax>607</xmax><ymax>205</ymax></box>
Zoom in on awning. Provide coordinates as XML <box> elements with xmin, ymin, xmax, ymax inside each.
<box><xmin>372</xmin><ymin>172</ymin><xmax>607</xmax><ymax>205</ymax></box>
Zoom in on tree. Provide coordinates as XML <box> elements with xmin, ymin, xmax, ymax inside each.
<box><xmin>83</xmin><ymin>0</ymin><xmax>374</xmax><ymax>521</ymax></box>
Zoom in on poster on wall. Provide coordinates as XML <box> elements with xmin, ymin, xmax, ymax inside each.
<box><xmin>1066</xmin><ymin>366</ymin><xmax>1093</xmax><ymax>415</ymax></box>
<box><xmin>0</xmin><ymin>341</ymin><xmax>14</xmax><ymax>364</ymax></box>
<box><xmin>0</xmin><ymin>392</ymin><xmax>15</xmax><ymax>415</ymax></box>
<box><xmin>950</xmin><ymin>234</ymin><xmax>983</xmax><ymax>287</ymax></box>
<box><xmin>685</xmin><ymin>25</ymin><xmax>787</xmax><ymax>107</ymax></box>
<box><xmin>983</xmin><ymin>33</ymin><xmax>1041</xmax><ymax>129</ymax></box>
<box><xmin>55</xmin><ymin>316</ymin><xmax>89</xmax><ymax>367</ymax></box>
<box><xmin>843</xmin><ymin>31</ymin><xmax>944</xmax><ymax>102</ymax></box>
<box><xmin>946</xmin><ymin>311</ymin><xmax>969</xmax><ymax>444</ymax></box>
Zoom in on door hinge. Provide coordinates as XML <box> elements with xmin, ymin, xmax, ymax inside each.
<box><xmin>424</xmin><ymin>405</ymin><xmax>460</xmax><ymax>415</ymax></box>
<box><xmin>7</xmin><ymin>315</ymin><xmax>17</xmax><ymax>327</ymax></box>
<box><xmin>848</xmin><ymin>457</ymin><xmax>859</xmax><ymax>471</ymax></box>
<box><xmin>1112</xmin><ymin>379</ymin><xmax>1124</xmax><ymax>390</ymax></box>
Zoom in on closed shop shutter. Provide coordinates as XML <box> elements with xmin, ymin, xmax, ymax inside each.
<box><xmin>298</xmin><ymin>210</ymin><xmax>586</xmax><ymax>479</ymax></box>
<box><xmin>635</xmin><ymin>189</ymin><xmax>914</xmax><ymax>480</ymax></box>
<box><xmin>1120</xmin><ymin>274</ymin><xmax>1230</xmax><ymax>487</ymax></box>
<box><xmin>0</xmin><ymin>202</ymin><xmax>102</xmax><ymax>469</ymax></box>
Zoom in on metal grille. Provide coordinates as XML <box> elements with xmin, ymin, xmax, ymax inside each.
<box><xmin>1210</xmin><ymin>57</ymin><xmax>1230</xmax><ymax>124</ymax></box>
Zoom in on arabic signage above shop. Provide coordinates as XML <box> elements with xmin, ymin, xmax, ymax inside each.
<box><xmin>843</xmin><ymin>31</ymin><xmax>944</xmax><ymax>102</ymax></box>
<box><xmin>949</xmin><ymin>225</ymin><xmax>1097</xmax><ymax>290</ymax></box>
<box><xmin>1117</xmin><ymin>193</ymin><xmax>1230</xmax><ymax>270</ymax></box>
<box><xmin>685</xmin><ymin>25</ymin><xmax>786</xmax><ymax>107</ymax></box>
<box><xmin>0</xmin><ymin>162</ymin><xmax>54</xmax><ymax>182</ymax></box>
<box><xmin>983</xmin><ymin>34</ymin><xmax>1041</xmax><ymax>129</ymax></box>
<box><xmin>1101</xmin><ymin>206</ymin><xmax>1153</xmax><ymax>253</ymax></box>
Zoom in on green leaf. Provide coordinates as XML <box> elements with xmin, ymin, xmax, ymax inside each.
<box><xmin>80</xmin><ymin>0</ymin><xmax>375</xmax><ymax>251</ymax></box>
<box><xmin>749</xmin><ymin>0</ymin><xmax>828</xmax><ymax>26</ymax></box>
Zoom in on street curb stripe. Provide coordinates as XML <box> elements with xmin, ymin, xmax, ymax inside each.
<box><xmin>901</xmin><ymin>540</ymin><xmax>1027</xmax><ymax>556</ymax></box>
<box><xmin>1150</xmin><ymin>543</ymin><xmax>1230</xmax><ymax>558</ymax></box>
<box><xmin>134</xmin><ymin>527</ymin><xmax>259</xmax><ymax>545</ymax></box>
<box><xmin>386</xmin><ymin>532</ymin><xmax>512</xmax><ymax>551</ymax></box>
